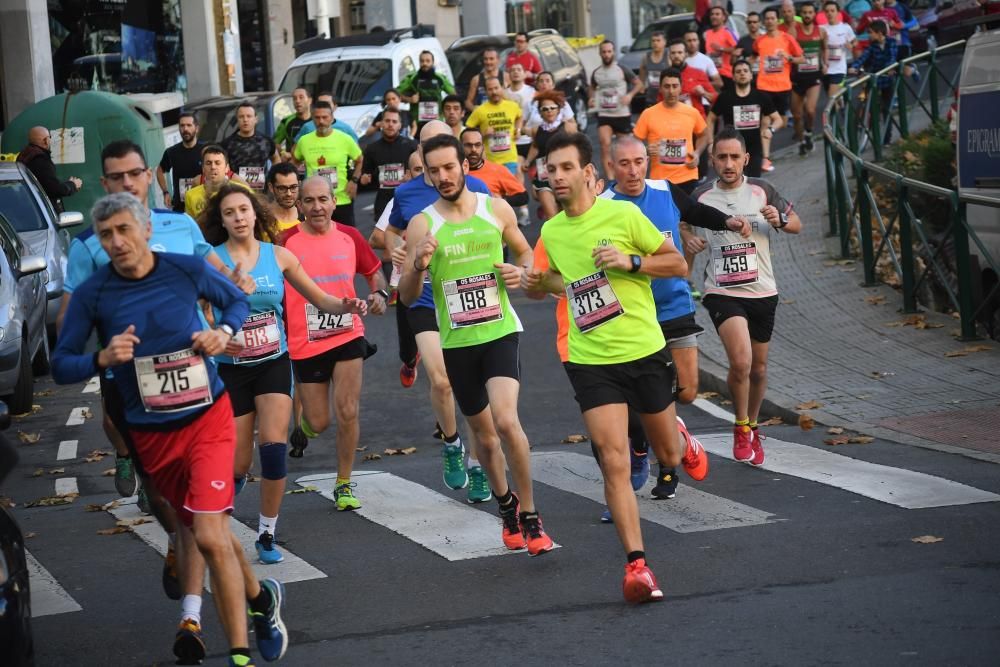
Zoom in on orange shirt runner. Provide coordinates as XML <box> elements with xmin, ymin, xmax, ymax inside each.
<box><xmin>633</xmin><ymin>102</ymin><xmax>707</xmax><ymax>185</ymax></box>
<box><xmin>753</xmin><ymin>32</ymin><xmax>803</xmax><ymax>92</ymax></box>
<box><xmin>532</xmin><ymin>238</ymin><xmax>569</xmax><ymax>363</ymax></box>
<box><xmin>704</xmin><ymin>26</ymin><xmax>738</xmax><ymax>79</ymax></box>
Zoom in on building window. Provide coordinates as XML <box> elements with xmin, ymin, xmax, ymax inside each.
<box><xmin>630</xmin><ymin>1</ymin><xmax>677</xmax><ymax>37</ymax></box>
<box><xmin>506</xmin><ymin>0</ymin><xmax>578</xmax><ymax>36</ymax></box>
<box><xmin>350</xmin><ymin>1</ymin><xmax>366</xmax><ymax>31</ymax></box>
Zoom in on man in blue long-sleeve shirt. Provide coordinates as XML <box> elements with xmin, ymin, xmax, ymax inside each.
<box><xmin>52</xmin><ymin>193</ymin><xmax>289</xmax><ymax>667</ymax></box>
<box><xmin>849</xmin><ymin>20</ymin><xmax>898</xmax><ymax>143</ymax></box>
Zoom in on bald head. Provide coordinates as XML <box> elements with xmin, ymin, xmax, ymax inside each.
<box><xmin>419</xmin><ymin>120</ymin><xmax>451</xmax><ymax>144</ymax></box>
<box><xmin>610</xmin><ymin>134</ymin><xmax>647</xmax><ymax>161</ymax></box>
<box><xmin>301</xmin><ymin>175</ymin><xmax>334</xmax><ymax>198</ymax></box>
<box><xmin>28</xmin><ymin>126</ymin><xmax>50</xmax><ymax>148</ymax></box>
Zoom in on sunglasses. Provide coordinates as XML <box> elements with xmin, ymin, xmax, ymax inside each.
<box><xmin>539</xmin><ymin>105</ymin><xmax>559</xmax><ymax>112</ymax></box>
<box><xmin>103</xmin><ymin>167</ymin><xmax>147</xmax><ymax>181</ymax></box>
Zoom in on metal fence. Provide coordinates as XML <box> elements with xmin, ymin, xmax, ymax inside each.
<box><xmin>822</xmin><ymin>40</ymin><xmax>1000</xmax><ymax>340</ymax></box>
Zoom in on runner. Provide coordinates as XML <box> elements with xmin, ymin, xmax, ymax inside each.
<box><xmin>522</xmin><ymin>90</ymin><xmax>569</xmax><ymax>221</ymax></box>
<box><xmin>589</xmin><ymin>39</ymin><xmax>641</xmax><ymax>176</ymax></box>
<box><xmin>397</xmin><ymin>50</ymin><xmax>456</xmax><ymax>130</ymax></box>
<box><xmin>185</xmin><ymin>145</ymin><xmax>252</xmax><ymax>220</ymax></box>
<box><xmin>281</xmin><ymin>176</ymin><xmax>387</xmax><ymax>510</ymax></box>
<box><xmin>360</xmin><ymin>107</ymin><xmax>418</xmax><ymax>220</ymax></box>
<box><xmin>293</xmin><ymin>101</ymin><xmax>364</xmax><ymax>227</ymax></box>
<box><xmin>465</xmin><ymin>48</ymin><xmax>510</xmax><ymax>112</ymax></box>
<box><xmin>292</xmin><ymin>93</ymin><xmax>361</xmax><ymax>144</ymax></box>
<box><xmin>633</xmin><ymin>67</ymin><xmax>709</xmax><ymax>195</ymax></box>
<box><xmin>689</xmin><ymin>128</ymin><xmax>802</xmax><ymax>466</ymax></box>
<box><xmin>684</xmin><ymin>29</ymin><xmax>724</xmax><ymax>89</ymax></box>
<box><xmin>524</xmin><ymin>71</ymin><xmax>578</xmax><ymax>134</ymax></box>
<box><xmin>505</xmin><ymin>63</ymin><xmax>536</xmax><ymax>177</ymax></box>
<box><xmin>504</xmin><ymin>31</ymin><xmax>543</xmax><ymax>84</ymax></box>
<box><xmin>442</xmin><ymin>94</ymin><xmax>466</xmax><ymax>137</ymax></box>
<box><xmin>707</xmin><ymin>59</ymin><xmax>783</xmax><ymax>177</ymax></box>
<box><xmin>222</xmin><ymin>102</ymin><xmax>280</xmax><ymax>192</ymax></box>
<box><xmin>384</xmin><ymin>121</ymin><xmax>494</xmax><ymax>501</ymax></box>
<box><xmin>788</xmin><ymin>2</ymin><xmax>828</xmax><ymax>155</ymax></box>
<box><xmin>704</xmin><ymin>6</ymin><xmax>739</xmax><ymax>92</ymax></box>
<box><xmin>465</xmin><ymin>77</ymin><xmax>523</xmax><ymax>174</ymax></box>
<box><xmin>156</xmin><ymin>112</ymin><xmax>204</xmax><ymax>213</ymax></box>
<box><xmin>273</xmin><ymin>87</ymin><xmax>313</xmax><ymax>161</ymax></box>
<box><xmin>638</xmin><ymin>31</ymin><xmax>670</xmax><ymax>110</ymax></box>
<box><xmin>753</xmin><ymin>8</ymin><xmax>805</xmax><ymax>171</ymax></box>
<box><xmin>821</xmin><ymin>1</ymin><xmax>858</xmax><ymax>97</ymax></box>
<box><xmin>266</xmin><ymin>162</ymin><xmax>302</xmax><ymax>232</ymax></box>
<box><xmin>666</xmin><ymin>39</ymin><xmax>717</xmax><ymax>119</ymax></box>
<box><xmin>399</xmin><ymin>133</ymin><xmax>554</xmax><ymax>556</ymax></box>
<box><xmin>53</xmin><ymin>192</ymin><xmax>288</xmax><ymax>667</ymax></box>
<box><xmin>200</xmin><ymin>184</ymin><xmax>367</xmax><ymax>563</ymax></box>
<box><xmin>522</xmin><ymin>131</ymin><xmax>708</xmax><ymax>601</ymax></box>
<box><xmin>733</xmin><ymin>12</ymin><xmax>763</xmax><ymax>75</ymax></box>
<box><xmin>364</xmin><ymin>89</ymin><xmax>416</xmax><ymax>140</ymax></box>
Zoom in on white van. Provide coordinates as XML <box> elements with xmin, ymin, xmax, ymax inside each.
<box><xmin>278</xmin><ymin>27</ymin><xmax>453</xmax><ymax>141</ymax></box>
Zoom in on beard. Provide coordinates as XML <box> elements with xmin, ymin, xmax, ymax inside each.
<box><xmin>438</xmin><ymin>173</ymin><xmax>466</xmax><ymax>202</ymax></box>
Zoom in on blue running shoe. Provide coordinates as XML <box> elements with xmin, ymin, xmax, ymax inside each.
<box><xmin>600</xmin><ymin>508</ymin><xmax>614</xmax><ymax>523</ymax></box>
<box><xmin>630</xmin><ymin>448</ymin><xmax>649</xmax><ymax>491</ymax></box>
<box><xmin>255</xmin><ymin>532</ymin><xmax>284</xmax><ymax>564</ymax></box>
<box><xmin>250</xmin><ymin>578</ymin><xmax>288</xmax><ymax>662</ymax></box>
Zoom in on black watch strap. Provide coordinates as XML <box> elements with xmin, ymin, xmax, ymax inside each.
<box><xmin>629</xmin><ymin>254</ymin><xmax>642</xmax><ymax>273</ymax></box>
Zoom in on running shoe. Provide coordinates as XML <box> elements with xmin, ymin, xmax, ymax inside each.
<box><xmin>399</xmin><ymin>353</ymin><xmax>420</xmax><ymax>388</ymax></box>
<box><xmin>804</xmin><ymin>133</ymin><xmax>814</xmax><ymax>153</ymax></box>
<box><xmin>630</xmin><ymin>447</ymin><xmax>650</xmax><ymax>491</ymax></box>
<box><xmin>289</xmin><ymin>426</ymin><xmax>309</xmax><ymax>458</ymax></box>
<box><xmin>687</xmin><ymin>280</ymin><xmax>702</xmax><ymax>300</ymax></box>
<box><xmin>600</xmin><ymin>508</ymin><xmax>614</xmax><ymax>523</ymax></box>
<box><xmin>114</xmin><ymin>454</ymin><xmax>138</xmax><ymax>498</ymax></box>
<box><xmin>255</xmin><ymin>532</ymin><xmax>285</xmax><ymax>564</ymax></box>
<box><xmin>173</xmin><ymin>619</ymin><xmax>206</xmax><ymax>665</ymax></box>
<box><xmin>761</xmin><ymin>158</ymin><xmax>775</xmax><ymax>172</ymax></box>
<box><xmin>234</xmin><ymin>474</ymin><xmax>248</xmax><ymax>497</ymax></box>
<box><xmin>137</xmin><ymin>487</ymin><xmax>152</xmax><ymax>515</ymax></box>
<box><xmin>432</xmin><ymin>422</ymin><xmax>445</xmax><ymax>441</ymax></box>
<box><xmin>623</xmin><ymin>558</ymin><xmax>664</xmax><ymax>604</ymax></box>
<box><xmin>228</xmin><ymin>657</ymin><xmax>256</xmax><ymax>667</ymax></box>
<box><xmin>733</xmin><ymin>424</ymin><xmax>754</xmax><ymax>462</ymax></box>
<box><xmin>750</xmin><ymin>429</ymin><xmax>766</xmax><ymax>467</ymax></box>
<box><xmin>334</xmin><ymin>481</ymin><xmax>361</xmax><ymax>511</ymax></box>
<box><xmin>679</xmin><ymin>416</ymin><xmax>709</xmax><ymax>481</ymax></box>
<box><xmin>499</xmin><ymin>494</ymin><xmax>527</xmax><ymax>550</ymax></box>
<box><xmin>651</xmin><ymin>465</ymin><xmax>678</xmax><ymax>499</ymax></box>
<box><xmin>798</xmin><ymin>141</ymin><xmax>808</xmax><ymax>156</ymax></box>
<box><xmin>466</xmin><ymin>466</ymin><xmax>492</xmax><ymax>503</ymax></box>
<box><xmin>442</xmin><ymin>442</ymin><xmax>469</xmax><ymax>490</ymax></box>
<box><xmin>520</xmin><ymin>512</ymin><xmax>554</xmax><ymax>556</ymax></box>
<box><xmin>388</xmin><ymin>290</ymin><xmax>398</xmax><ymax>307</ymax></box>
<box><xmin>163</xmin><ymin>542</ymin><xmax>181</xmax><ymax>600</ymax></box>
<box><xmin>250</xmin><ymin>578</ymin><xmax>288</xmax><ymax>662</ymax></box>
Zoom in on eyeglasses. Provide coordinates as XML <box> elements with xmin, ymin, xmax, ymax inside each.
<box><xmin>539</xmin><ymin>105</ymin><xmax>559</xmax><ymax>112</ymax></box>
<box><xmin>272</xmin><ymin>184</ymin><xmax>299</xmax><ymax>194</ymax></box>
<box><xmin>103</xmin><ymin>168</ymin><xmax>147</xmax><ymax>181</ymax></box>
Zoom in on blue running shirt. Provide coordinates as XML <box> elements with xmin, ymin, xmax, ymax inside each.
<box><xmin>213</xmin><ymin>242</ymin><xmax>287</xmax><ymax>365</ymax></box>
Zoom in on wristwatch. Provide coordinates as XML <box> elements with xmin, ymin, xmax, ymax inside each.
<box><xmin>777</xmin><ymin>211</ymin><xmax>789</xmax><ymax>229</ymax></box>
<box><xmin>375</xmin><ymin>288</ymin><xmax>390</xmax><ymax>300</ymax></box>
<box><xmin>218</xmin><ymin>323</ymin><xmax>235</xmax><ymax>338</ymax></box>
<box><xmin>629</xmin><ymin>254</ymin><xmax>642</xmax><ymax>273</ymax></box>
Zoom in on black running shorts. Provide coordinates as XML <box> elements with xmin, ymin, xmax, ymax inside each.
<box><xmin>702</xmin><ymin>294</ymin><xmax>779</xmax><ymax>343</ymax></box>
<box><xmin>441</xmin><ymin>333</ymin><xmax>520</xmax><ymax>417</ymax></box>
<box><xmin>406</xmin><ymin>305</ymin><xmax>439</xmax><ymax>335</ymax></box>
<box><xmin>217</xmin><ymin>354</ymin><xmax>293</xmax><ymax>417</ymax></box>
<box><xmin>597</xmin><ymin>115</ymin><xmax>633</xmax><ymax>134</ymax></box>
<box><xmin>563</xmin><ymin>347</ymin><xmax>675</xmax><ymax>414</ymax></box>
<box><xmin>291</xmin><ymin>337</ymin><xmax>370</xmax><ymax>384</ymax></box>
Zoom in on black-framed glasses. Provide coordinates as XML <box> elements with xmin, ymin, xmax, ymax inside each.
<box><xmin>273</xmin><ymin>184</ymin><xmax>299</xmax><ymax>194</ymax></box>
<box><xmin>103</xmin><ymin>168</ymin><xmax>147</xmax><ymax>181</ymax></box>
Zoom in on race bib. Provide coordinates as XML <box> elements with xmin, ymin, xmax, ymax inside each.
<box><xmin>134</xmin><ymin>348</ymin><xmax>213</xmax><ymax>413</ymax></box>
<box><xmin>239</xmin><ymin>166</ymin><xmax>266</xmax><ymax>190</ymax></box>
<box><xmin>764</xmin><ymin>55</ymin><xmax>785</xmax><ymax>74</ymax></box>
<box><xmin>178</xmin><ymin>177</ymin><xmax>196</xmax><ymax>198</ymax></box>
<box><xmin>800</xmin><ymin>52</ymin><xmax>821</xmax><ymax>73</ymax></box>
<box><xmin>488</xmin><ymin>130</ymin><xmax>511</xmax><ymax>154</ymax></box>
<box><xmin>662</xmin><ymin>230</ymin><xmax>674</xmax><ymax>243</ymax></box>
<box><xmin>566</xmin><ymin>271</ymin><xmax>625</xmax><ymax>333</ymax></box>
<box><xmin>443</xmin><ymin>273</ymin><xmax>503</xmax><ymax>329</ymax></box>
<box><xmin>828</xmin><ymin>46</ymin><xmax>844</xmax><ymax>62</ymax></box>
<box><xmin>600</xmin><ymin>91</ymin><xmax>619</xmax><ymax>110</ymax></box>
<box><xmin>418</xmin><ymin>101</ymin><xmax>439</xmax><ymax>121</ymax></box>
<box><xmin>734</xmin><ymin>104</ymin><xmax>761</xmax><ymax>130</ymax></box>
<box><xmin>316</xmin><ymin>167</ymin><xmax>338</xmax><ymax>189</ymax></box>
<box><xmin>305</xmin><ymin>303</ymin><xmax>354</xmax><ymax>341</ymax></box>
<box><xmin>233</xmin><ymin>310</ymin><xmax>281</xmax><ymax>364</ymax></box>
<box><xmin>712</xmin><ymin>241</ymin><xmax>759</xmax><ymax>287</ymax></box>
<box><xmin>389</xmin><ymin>263</ymin><xmax>402</xmax><ymax>288</ymax></box>
<box><xmin>679</xmin><ymin>93</ymin><xmax>692</xmax><ymax>105</ymax></box>
<box><xmin>535</xmin><ymin>157</ymin><xmax>548</xmax><ymax>181</ymax></box>
<box><xmin>648</xmin><ymin>71</ymin><xmax>661</xmax><ymax>88</ymax></box>
<box><xmin>658</xmin><ymin>138</ymin><xmax>687</xmax><ymax>165</ymax></box>
<box><xmin>378</xmin><ymin>163</ymin><xmax>405</xmax><ymax>188</ymax></box>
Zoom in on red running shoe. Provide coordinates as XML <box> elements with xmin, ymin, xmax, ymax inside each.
<box><xmin>678</xmin><ymin>416</ymin><xmax>709</xmax><ymax>481</ymax></box>
<box><xmin>623</xmin><ymin>558</ymin><xmax>664</xmax><ymax>603</ymax></box>
<box><xmin>750</xmin><ymin>429</ymin><xmax>765</xmax><ymax>467</ymax></box>
<box><xmin>733</xmin><ymin>424</ymin><xmax>753</xmax><ymax>462</ymax></box>
<box><xmin>521</xmin><ymin>512</ymin><xmax>554</xmax><ymax>556</ymax></box>
<box><xmin>399</xmin><ymin>352</ymin><xmax>420</xmax><ymax>388</ymax></box>
<box><xmin>499</xmin><ymin>494</ymin><xmax>527</xmax><ymax>550</ymax></box>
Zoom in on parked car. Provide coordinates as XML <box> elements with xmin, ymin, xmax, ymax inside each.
<box><xmin>0</xmin><ymin>163</ymin><xmax>81</xmax><ymax>340</ymax></box>
<box><xmin>183</xmin><ymin>92</ymin><xmax>294</xmax><ymax>145</ymax></box>
<box><xmin>620</xmin><ymin>11</ymin><xmax>749</xmax><ymax>74</ymax></box>
<box><xmin>446</xmin><ymin>28</ymin><xmax>591</xmax><ymax>131</ymax></box>
<box><xmin>0</xmin><ymin>212</ymin><xmax>48</xmax><ymax>415</ymax></box>
<box><xmin>279</xmin><ymin>26</ymin><xmax>452</xmax><ymax>142</ymax></box>
<box><xmin>0</xmin><ymin>399</ymin><xmax>34</xmax><ymax>666</ymax></box>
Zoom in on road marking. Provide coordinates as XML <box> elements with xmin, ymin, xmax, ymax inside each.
<box><xmin>82</xmin><ymin>376</ymin><xmax>101</xmax><ymax>393</ymax></box>
<box><xmin>56</xmin><ymin>440</ymin><xmax>78</xmax><ymax>461</ymax></box>
<box><xmin>696</xmin><ymin>432</ymin><xmax>1000</xmax><ymax>509</ymax></box>
<box><xmin>26</xmin><ymin>550</ymin><xmax>82</xmax><ymax>617</ymax></box>
<box><xmin>296</xmin><ymin>472</ymin><xmax>553</xmax><ymax>561</ymax></box>
<box><xmin>65</xmin><ymin>407</ymin><xmax>89</xmax><ymax>426</ymax></box>
<box><xmin>531</xmin><ymin>451</ymin><xmax>778</xmax><ymax>532</ymax></box>
<box><xmin>692</xmin><ymin>397</ymin><xmax>737</xmax><ymax>423</ymax></box>
<box><xmin>108</xmin><ymin>498</ymin><xmax>326</xmax><ymax>586</ymax></box>
<box><xmin>54</xmin><ymin>477</ymin><xmax>78</xmax><ymax>497</ymax></box>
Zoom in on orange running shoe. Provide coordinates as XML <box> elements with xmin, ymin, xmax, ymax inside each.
<box><xmin>762</xmin><ymin>157</ymin><xmax>775</xmax><ymax>172</ymax></box>
<box><xmin>678</xmin><ymin>416</ymin><xmax>709</xmax><ymax>481</ymax></box>
<box><xmin>733</xmin><ymin>424</ymin><xmax>754</xmax><ymax>462</ymax></box>
<box><xmin>521</xmin><ymin>512</ymin><xmax>554</xmax><ymax>556</ymax></box>
<box><xmin>623</xmin><ymin>558</ymin><xmax>664</xmax><ymax>603</ymax></box>
<box><xmin>499</xmin><ymin>494</ymin><xmax>527</xmax><ymax>550</ymax></box>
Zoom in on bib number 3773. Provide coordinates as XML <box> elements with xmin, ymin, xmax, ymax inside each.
<box><xmin>443</xmin><ymin>273</ymin><xmax>503</xmax><ymax>328</ymax></box>
<box><xmin>566</xmin><ymin>270</ymin><xmax>625</xmax><ymax>333</ymax></box>
<box><xmin>134</xmin><ymin>348</ymin><xmax>213</xmax><ymax>413</ymax></box>
<box><xmin>306</xmin><ymin>303</ymin><xmax>354</xmax><ymax>341</ymax></box>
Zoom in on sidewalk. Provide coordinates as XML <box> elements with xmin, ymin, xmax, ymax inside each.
<box><xmin>692</xmin><ymin>144</ymin><xmax>1000</xmax><ymax>464</ymax></box>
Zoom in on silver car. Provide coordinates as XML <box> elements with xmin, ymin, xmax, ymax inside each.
<box><xmin>0</xmin><ymin>163</ymin><xmax>82</xmax><ymax>339</ymax></box>
<box><xmin>0</xmin><ymin>212</ymin><xmax>48</xmax><ymax>415</ymax></box>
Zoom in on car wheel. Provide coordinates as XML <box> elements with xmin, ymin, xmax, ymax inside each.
<box><xmin>574</xmin><ymin>94</ymin><xmax>589</xmax><ymax>132</ymax></box>
<box><xmin>6</xmin><ymin>340</ymin><xmax>34</xmax><ymax>415</ymax></box>
<box><xmin>32</xmin><ymin>333</ymin><xmax>50</xmax><ymax>377</ymax></box>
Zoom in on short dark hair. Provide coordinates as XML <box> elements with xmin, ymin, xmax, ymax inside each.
<box><xmin>515</xmin><ymin>31</ymin><xmax>529</xmax><ymax>40</ymax></box>
<box><xmin>801</xmin><ymin>1</ymin><xmax>817</xmax><ymax>10</ymax></box>
<box><xmin>267</xmin><ymin>161</ymin><xmax>298</xmax><ymax>185</ymax></box>
<box><xmin>178</xmin><ymin>111</ymin><xmax>198</xmax><ymax>124</ymax></box>
<box><xmin>442</xmin><ymin>94</ymin><xmax>464</xmax><ymax>107</ymax></box>
<box><xmin>422</xmin><ymin>133</ymin><xmax>465</xmax><ymax>163</ymax></box>
<box><xmin>868</xmin><ymin>19</ymin><xmax>888</xmax><ymax>34</ymax></box>
<box><xmin>536</xmin><ymin>70</ymin><xmax>554</xmax><ymax>81</ymax></box>
<box><xmin>763</xmin><ymin>7</ymin><xmax>780</xmax><ymax>18</ymax></box>
<box><xmin>312</xmin><ymin>101</ymin><xmax>333</xmax><ymax>113</ymax></box>
<box><xmin>381</xmin><ymin>107</ymin><xmax>402</xmax><ymax>121</ymax></box>
<box><xmin>318</xmin><ymin>92</ymin><xmax>336</xmax><ymax>105</ymax></box>
<box><xmin>237</xmin><ymin>101</ymin><xmax>256</xmax><ymax>113</ymax></box>
<box><xmin>419</xmin><ymin>49</ymin><xmax>434</xmax><ymax>60</ymax></box>
<box><xmin>747</xmin><ymin>11</ymin><xmax>760</xmax><ymax>18</ymax></box>
<box><xmin>661</xmin><ymin>67</ymin><xmax>683</xmax><ymax>84</ymax></box>
<box><xmin>543</xmin><ymin>131</ymin><xmax>593</xmax><ymax>168</ymax></box>
<box><xmin>732</xmin><ymin>59</ymin><xmax>752</xmax><ymax>72</ymax></box>
<box><xmin>600</xmin><ymin>39</ymin><xmax>615</xmax><ymax>48</ymax></box>
<box><xmin>651</xmin><ymin>31</ymin><xmax>665</xmax><ymax>40</ymax></box>
<box><xmin>823</xmin><ymin>0</ymin><xmax>840</xmax><ymax>8</ymax></box>
<box><xmin>668</xmin><ymin>37</ymin><xmax>685</xmax><ymax>48</ymax></box>
<box><xmin>482</xmin><ymin>47</ymin><xmax>499</xmax><ymax>57</ymax></box>
<box><xmin>459</xmin><ymin>127</ymin><xmax>482</xmax><ymax>142</ymax></box>
<box><xmin>712</xmin><ymin>127</ymin><xmax>747</xmax><ymax>153</ymax></box>
<box><xmin>201</xmin><ymin>144</ymin><xmax>229</xmax><ymax>163</ymax></box>
<box><xmin>101</xmin><ymin>140</ymin><xmax>146</xmax><ymax>171</ymax></box>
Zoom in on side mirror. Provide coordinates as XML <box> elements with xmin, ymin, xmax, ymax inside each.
<box><xmin>58</xmin><ymin>211</ymin><xmax>84</xmax><ymax>228</ymax></box>
<box><xmin>17</xmin><ymin>255</ymin><xmax>47</xmax><ymax>277</ymax></box>
<box><xmin>621</xmin><ymin>45</ymin><xmax>630</xmax><ymax>54</ymax></box>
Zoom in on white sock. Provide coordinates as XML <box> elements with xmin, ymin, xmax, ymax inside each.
<box><xmin>181</xmin><ymin>594</ymin><xmax>202</xmax><ymax>625</ymax></box>
<box><xmin>467</xmin><ymin>458</ymin><xmax>480</xmax><ymax>469</ymax></box>
<box><xmin>259</xmin><ymin>514</ymin><xmax>278</xmax><ymax>538</ymax></box>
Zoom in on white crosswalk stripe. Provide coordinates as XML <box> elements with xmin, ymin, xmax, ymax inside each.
<box><xmin>27</xmin><ymin>550</ymin><xmax>82</xmax><ymax>617</ymax></box>
<box><xmin>81</xmin><ymin>376</ymin><xmax>101</xmax><ymax>393</ymax></box>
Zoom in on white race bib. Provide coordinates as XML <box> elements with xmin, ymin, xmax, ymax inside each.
<box><xmin>178</xmin><ymin>177</ymin><xmax>196</xmax><ymax>198</ymax></box>
<box><xmin>316</xmin><ymin>166</ymin><xmax>338</xmax><ymax>189</ymax></box>
<box><xmin>734</xmin><ymin>104</ymin><xmax>762</xmax><ymax>130</ymax></box>
<box><xmin>566</xmin><ymin>271</ymin><xmax>625</xmax><ymax>333</ymax></box>
<box><xmin>799</xmin><ymin>52</ymin><xmax>821</xmax><ymax>73</ymax></box>
<box><xmin>712</xmin><ymin>241</ymin><xmax>759</xmax><ymax>287</ymax></box>
<box><xmin>239</xmin><ymin>166</ymin><xmax>266</xmax><ymax>190</ymax></box>
<box><xmin>764</xmin><ymin>55</ymin><xmax>785</xmax><ymax>74</ymax></box>
<box><xmin>378</xmin><ymin>163</ymin><xmax>405</xmax><ymax>188</ymax></box>
<box><xmin>134</xmin><ymin>348</ymin><xmax>213</xmax><ymax>413</ymax></box>
<box><xmin>535</xmin><ymin>157</ymin><xmax>548</xmax><ymax>181</ymax></box>
<box><xmin>443</xmin><ymin>273</ymin><xmax>503</xmax><ymax>329</ymax></box>
<box><xmin>658</xmin><ymin>139</ymin><xmax>687</xmax><ymax>165</ymax></box>
<box><xmin>828</xmin><ymin>46</ymin><xmax>844</xmax><ymax>62</ymax></box>
<box><xmin>305</xmin><ymin>303</ymin><xmax>354</xmax><ymax>341</ymax></box>
<box><xmin>600</xmin><ymin>91</ymin><xmax>619</xmax><ymax>110</ymax></box>
<box><xmin>233</xmin><ymin>310</ymin><xmax>281</xmax><ymax>364</ymax></box>
<box><xmin>418</xmin><ymin>101</ymin><xmax>439</xmax><ymax>121</ymax></box>
<box><xmin>488</xmin><ymin>131</ymin><xmax>511</xmax><ymax>154</ymax></box>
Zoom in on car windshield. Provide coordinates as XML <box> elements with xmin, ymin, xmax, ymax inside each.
<box><xmin>280</xmin><ymin>59</ymin><xmax>393</xmax><ymax>105</ymax></box>
<box><xmin>630</xmin><ymin>18</ymin><xmax>698</xmax><ymax>51</ymax></box>
<box><xmin>193</xmin><ymin>99</ymin><xmax>274</xmax><ymax>144</ymax></box>
<box><xmin>0</xmin><ymin>181</ymin><xmax>48</xmax><ymax>232</ymax></box>
<box><xmin>446</xmin><ymin>43</ymin><xmax>511</xmax><ymax>87</ymax></box>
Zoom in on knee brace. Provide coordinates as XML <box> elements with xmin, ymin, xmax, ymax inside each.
<box><xmin>259</xmin><ymin>442</ymin><xmax>288</xmax><ymax>480</ymax></box>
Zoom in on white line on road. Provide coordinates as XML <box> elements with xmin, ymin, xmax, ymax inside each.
<box><xmin>26</xmin><ymin>550</ymin><xmax>82</xmax><ymax>617</ymax></box>
<box><xmin>56</xmin><ymin>440</ymin><xmax>78</xmax><ymax>461</ymax></box>
<box><xmin>54</xmin><ymin>477</ymin><xmax>78</xmax><ymax>497</ymax></box>
<box><xmin>531</xmin><ymin>451</ymin><xmax>778</xmax><ymax>533</ymax></box>
<box><xmin>108</xmin><ymin>498</ymin><xmax>327</xmax><ymax>587</ymax></box>
<box><xmin>65</xmin><ymin>407</ymin><xmax>89</xmax><ymax>426</ymax></box>
<box><xmin>692</xmin><ymin>397</ymin><xmax>738</xmax><ymax>423</ymax></box>
<box><xmin>696</xmin><ymin>432</ymin><xmax>1000</xmax><ymax>509</ymax></box>
<box><xmin>82</xmin><ymin>376</ymin><xmax>100</xmax><ymax>393</ymax></box>
<box><xmin>296</xmin><ymin>472</ymin><xmax>554</xmax><ymax>561</ymax></box>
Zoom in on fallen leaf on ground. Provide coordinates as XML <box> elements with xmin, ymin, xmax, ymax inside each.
<box><xmin>80</xmin><ymin>408</ymin><xmax>93</xmax><ymax>420</ymax></box>
<box><xmin>759</xmin><ymin>416</ymin><xmax>783</xmax><ymax>426</ymax></box>
<box><xmin>870</xmin><ymin>371</ymin><xmax>895</xmax><ymax>379</ymax></box>
<box><xmin>25</xmin><ymin>494</ymin><xmax>78</xmax><ymax>508</ymax></box>
<box><xmin>116</xmin><ymin>517</ymin><xmax>152</xmax><ymax>527</ymax></box>
<box><xmin>97</xmin><ymin>526</ymin><xmax>131</xmax><ymax>535</ymax></box>
<box><xmin>101</xmin><ymin>468</ymin><xmax>115</xmax><ymax>476</ymax></box>
<box><xmin>0</xmin><ymin>496</ymin><xmax>16</xmax><ymax>508</ymax></box>
<box><xmin>24</xmin><ymin>532</ymin><xmax>36</xmax><ymax>539</ymax></box>
<box><xmin>285</xmin><ymin>485</ymin><xmax>318</xmax><ymax>495</ymax></box>
<box><xmin>84</xmin><ymin>503</ymin><xmax>105</xmax><ymax>512</ymax></box>
<box><xmin>696</xmin><ymin>391</ymin><xmax>720</xmax><ymax>399</ymax></box>
<box><xmin>384</xmin><ymin>447</ymin><xmax>417</xmax><ymax>456</ymax></box>
<box><xmin>865</xmin><ymin>295</ymin><xmax>887</xmax><ymax>305</ymax></box>
<box><xmin>17</xmin><ymin>431</ymin><xmax>40</xmax><ymax>444</ymax></box>
<box><xmin>824</xmin><ymin>436</ymin><xmax>850</xmax><ymax>445</ymax></box>
<box><xmin>13</xmin><ymin>405</ymin><xmax>42</xmax><ymax>418</ymax></box>
<box><xmin>911</xmin><ymin>535</ymin><xmax>943</xmax><ymax>544</ymax></box>
<box><xmin>47</xmin><ymin>468</ymin><xmax>65</xmax><ymax>475</ymax></box>
<box><xmin>798</xmin><ymin>414</ymin><xmax>815</xmax><ymax>431</ymax></box>
<box><xmin>781</xmin><ymin>299</ymin><xmax>796</xmax><ymax>305</ymax></box>
<box><xmin>848</xmin><ymin>435</ymin><xmax>875</xmax><ymax>444</ymax></box>
<box><xmin>561</xmin><ymin>434</ymin><xmax>589</xmax><ymax>444</ymax></box>
<box><xmin>796</xmin><ymin>400</ymin><xmax>823</xmax><ymax>410</ymax></box>
<box><xmin>34</xmin><ymin>389</ymin><xmax>54</xmax><ymax>397</ymax></box>
<box><xmin>720</xmin><ymin>399</ymin><xmax>733</xmax><ymax>405</ymax></box>
<box><xmin>827</xmin><ymin>427</ymin><xmax>845</xmax><ymax>434</ymax></box>
<box><xmin>31</xmin><ymin>468</ymin><xmax>44</xmax><ymax>477</ymax></box>
<box><xmin>356</xmin><ymin>446</ymin><xmax>367</xmax><ymax>452</ymax></box>
<box><xmin>84</xmin><ymin>449</ymin><xmax>112</xmax><ymax>463</ymax></box>
<box><xmin>363</xmin><ymin>453</ymin><xmax>382</xmax><ymax>461</ymax></box>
